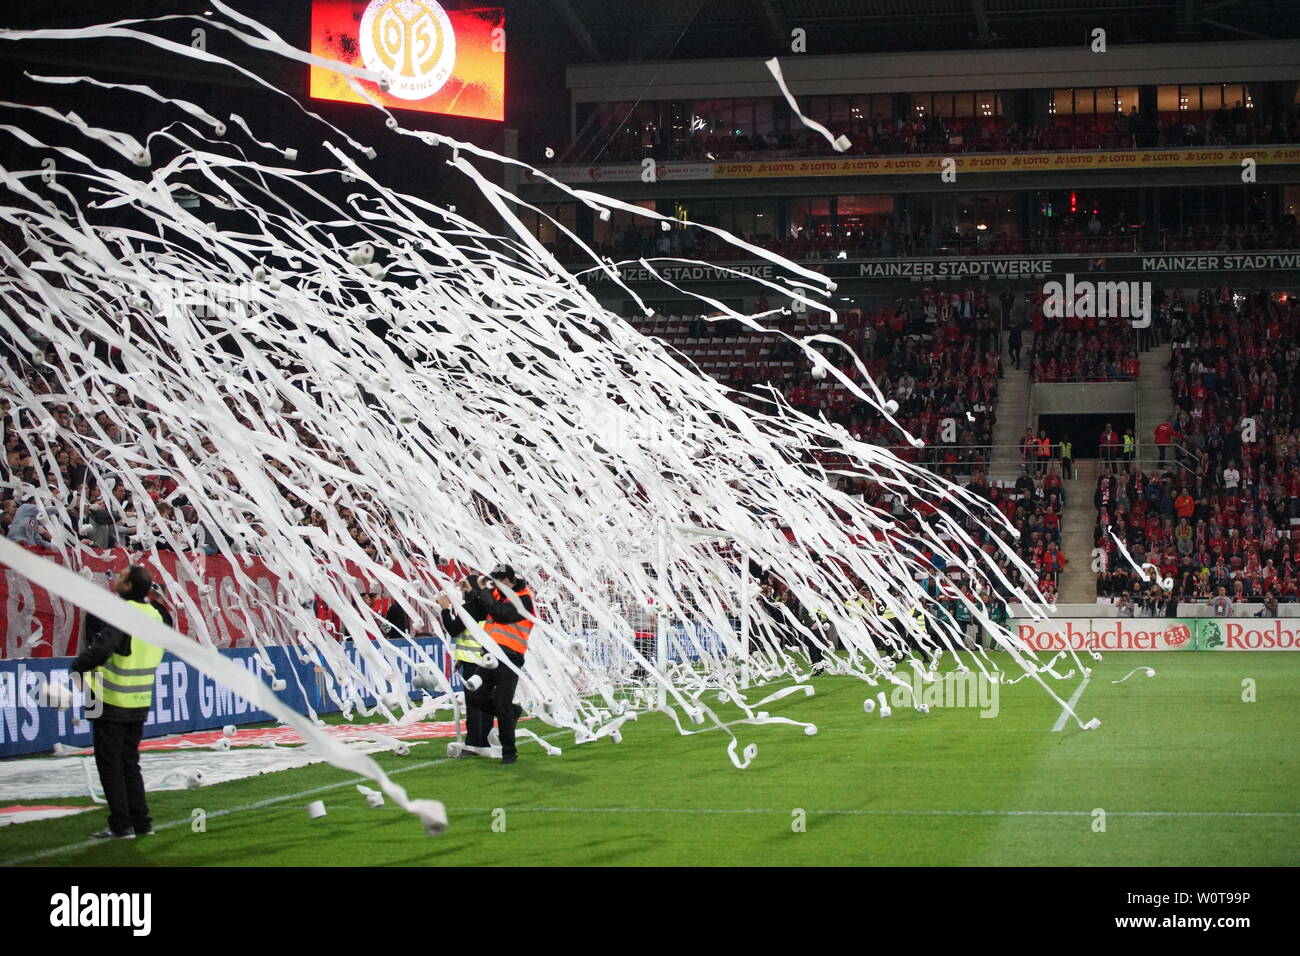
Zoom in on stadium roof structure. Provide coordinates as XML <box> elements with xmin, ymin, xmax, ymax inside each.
<box><xmin>505</xmin><ymin>0</ymin><xmax>1300</xmax><ymax>62</ymax></box>
<box><xmin>7</xmin><ymin>1</ymin><xmax>1300</xmax><ymax>64</ymax></box>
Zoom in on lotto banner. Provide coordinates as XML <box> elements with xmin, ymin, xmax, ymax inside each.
<box><xmin>710</xmin><ymin>146</ymin><xmax>1300</xmax><ymax>179</ymax></box>
<box><xmin>536</xmin><ymin>145</ymin><xmax>1300</xmax><ymax>184</ymax></box>
<box><xmin>310</xmin><ymin>0</ymin><xmax>505</xmax><ymax>121</ymax></box>
<box><xmin>1012</xmin><ymin>617</ymin><xmax>1300</xmax><ymax>651</ymax></box>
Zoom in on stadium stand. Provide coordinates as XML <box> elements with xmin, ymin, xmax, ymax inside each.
<box><xmin>1096</xmin><ymin>287</ymin><xmax>1300</xmax><ymax>607</ymax></box>
<box><xmin>554</xmin><ymin>95</ymin><xmax>1300</xmax><ymax>166</ymax></box>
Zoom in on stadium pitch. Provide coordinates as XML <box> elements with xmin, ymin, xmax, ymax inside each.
<box><xmin>3</xmin><ymin>652</ymin><xmax>1297</xmax><ymax>867</ymax></box>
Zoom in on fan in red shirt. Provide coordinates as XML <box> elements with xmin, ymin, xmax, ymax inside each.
<box><xmin>1042</xmin><ymin>544</ymin><xmax>1067</xmax><ymax>580</ymax></box>
<box><xmin>1043</xmin><ymin>507</ymin><xmax>1061</xmax><ymax>536</ymax></box>
<box><xmin>315</xmin><ymin>596</ymin><xmax>341</xmax><ymax>640</ymax></box>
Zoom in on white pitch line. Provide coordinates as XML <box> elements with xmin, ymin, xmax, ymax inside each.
<box><xmin>456</xmin><ymin>806</ymin><xmax>1300</xmax><ymax>819</ymax></box>
<box><xmin>0</xmin><ymin>755</ymin><xmax>439</xmax><ymax>867</ymax></box>
<box><xmin>1051</xmin><ymin>673</ymin><xmax>1091</xmax><ymax>732</ymax></box>
<box><xmin>1</xmin><ymin>730</ymin><xmax>570</xmax><ymax>867</ymax></box>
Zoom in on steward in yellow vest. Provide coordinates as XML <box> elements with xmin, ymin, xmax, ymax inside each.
<box><xmin>439</xmin><ymin>578</ymin><xmax>492</xmax><ymax>751</ymax></box>
<box><xmin>441</xmin><ymin>578</ymin><xmax>489</xmax><ymax>666</ymax></box>
<box><xmin>71</xmin><ymin>565</ymin><xmax>168</xmax><ymax>840</ymax></box>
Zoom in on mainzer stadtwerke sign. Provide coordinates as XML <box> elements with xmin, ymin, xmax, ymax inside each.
<box><xmin>582</xmin><ymin>252</ymin><xmax>1300</xmax><ymax>285</ymax></box>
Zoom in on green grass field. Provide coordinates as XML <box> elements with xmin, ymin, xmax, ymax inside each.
<box><xmin>3</xmin><ymin>652</ymin><xmax>1298</xmax><ymax>866</ymax></box>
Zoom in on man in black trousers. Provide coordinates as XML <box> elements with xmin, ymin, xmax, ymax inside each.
<box><xmin>439</xmin><ymin>577</ymin><xmax>493</xmax><ymax>755</ymax></box>
<box><xmin>72</xmin><ymin>565</ymin><xmax>168</xmax><ymax>839</ymax></box>
<box><xmin>466</xmin><ymin>566</ymin><xmax>533</xmax><ymax>764</ymax></box>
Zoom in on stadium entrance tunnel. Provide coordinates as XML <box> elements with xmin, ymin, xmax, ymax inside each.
<box><xmin>1038</xmin><ymin>413</ymin><xmax>1135</xmax><ymax>460</ymax></box>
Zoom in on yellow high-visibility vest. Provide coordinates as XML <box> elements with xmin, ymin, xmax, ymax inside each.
<box><xmin>92</xmin><ymin>601</ymin><xmax>164</xmax><ymax>710</ymax></box>
<box><xmin>453</xmin><ymin>628</ymin><xmax>485</xmax><ymax>665</ymax></box>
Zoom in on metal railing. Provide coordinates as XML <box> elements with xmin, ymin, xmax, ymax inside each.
<box><xmin>1095</xmin><ymin>450</ymin><xmax>1196</xmax><ymax>477</ymax></box>
<box><xmin>1029</xmin><ymin>374</ymin><xmax>1141</xmax><ymax>384</ymax></box>
<box><xmin>849</xmin><ymin>442</ymin><xmax>1198</xmax><ymax>472</ymax></box>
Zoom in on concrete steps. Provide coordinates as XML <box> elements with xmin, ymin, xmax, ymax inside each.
<box><xmin>1058</xmin><ymin>458</ymin><xmax>1100</xmax><ymax>604</ymax></box>
<box><xmin>1136</xmin><ymin>343</ymin><xmax>1173</xmax><ymax>459</ymax></box>
<box><xmin>989</xmin><ymin>332</ymin><xmax>1033</xmax><ymax>482</ymax></box>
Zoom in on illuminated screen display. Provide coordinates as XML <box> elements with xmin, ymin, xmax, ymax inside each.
<box><xmin>310</xmin><ymin>0</ymin><xmax>505</xmax><ymax>121</ymax></box>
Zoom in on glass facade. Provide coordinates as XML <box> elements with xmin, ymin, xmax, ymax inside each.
<box><xmin>911</xmin><ymin>91</ymin><xmax>1005</xmax><ymax>119</ymax></box>
<box><xmin>566</xmin><ymin>78</ymin><xmax>1296</xmax><ymax>164</ymax></box>
<box><xmin>1156</xmin><ymin>83</ymin><xmax>1253</xmax><ymax>114</ymax></box>
<box><xmin>1048</xmin><ymin>86</ymin><xmax>1139</xmax><ymax>115</ymax></box>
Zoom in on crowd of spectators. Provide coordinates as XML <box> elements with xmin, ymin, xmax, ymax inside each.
<box><xmin>0</xmin><ymin>216</ymin><xmax>425</xmax><ymax>574</ymax></box>
<box><xmin>1022</xmin><ymin>275</ymin><xmax>1217</xmax><ymax>384</ymax></box>
<box><xmin>630</xmin><ymin>288</ymin><xmax>1005</xmax><ymax>481</ymax></box>
<box><xmin>627</xmin><ymin>286</ymin><xmax>1066</xmax><ymax>595</ymax></box>
<box><xmin>750</xmin><ymin>289</ymin><xmax>1002</xmax><ymax>479</ymax></box>
<box><xmin>1</xmin><ymin>331</ymin><xmax>417</xmax><ymax>584</ymax></box>
<box><xmin>975</xmin><ymin>466</ymin><xmax>1068</xmax><ymax>602</ymax></box>
<box><xmin>1027</xmin><ymin>314</ymin><xmax>1143</xmax><ymax>383</ymax></box>
<box><xmin>1095</xmin><ymin>286</ymin><xmax>1300</xmax><ymax>608</ymax></box>
<box><xmin>561</xmin><ymin>102</ymin><xmax>1300</xmax><ymax>167</ymax></box>
<box><xmin>550</xmin><ymin>213</ymin><xmax>1300</xmax><ymax>269</ymax></box>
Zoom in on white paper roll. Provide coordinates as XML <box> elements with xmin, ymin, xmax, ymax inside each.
<box><xmin>412</xmin><ymin>799</ymin><xmax>447</xmax><ymax>836</ymax></box>
<box><xmin>307</xmin><ymin>800</ymin><xmax>326</xmax><ymax>819</ymax></box>
<box><xmin>43</xmin><ymin>682</ymin><xmax>74</xmax><ymax>709</ymax></box>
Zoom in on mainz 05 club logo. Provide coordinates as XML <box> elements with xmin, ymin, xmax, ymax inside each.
<box><xmin>360</xmin><ymin>0</ymin><xmax>456</xmax><ymax>100</ymax></box>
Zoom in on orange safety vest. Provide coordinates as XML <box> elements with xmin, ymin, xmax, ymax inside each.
<box><xmin>485</xmin><ymin>586</ymin><xmax>534</xmax><ymax>655</ymax></box>
<box><xmin>1039</xmin><ymin>437</ymin><xmax>1051</xmax><ymax>457</ymax></box>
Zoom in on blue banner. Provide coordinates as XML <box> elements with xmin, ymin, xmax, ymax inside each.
<box><xmin>0</xmin><ymin>636</ymin><xmax>452</xmax><ymax>758</ymax></box>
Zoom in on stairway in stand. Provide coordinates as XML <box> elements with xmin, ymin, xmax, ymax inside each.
<box><xmin>1136</xmin><ymin>342</ymin><xmax>1174</xmax><ymax>460</ymax></box>
<box><xmin>988</xmin><ymin>332</ymin><xmax>1033</xmax><ymax>483</ymax></box>
<box><xmin>1058</xmin><ymin>458</ymin><xmax>1100</xmax><ymax>604</ymax></box>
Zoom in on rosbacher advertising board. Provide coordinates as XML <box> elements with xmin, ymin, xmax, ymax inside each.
<box><xmin>1013</xmin><ymin>617</ymin><xmax>1300</xmax><ymax>651</ymax></box>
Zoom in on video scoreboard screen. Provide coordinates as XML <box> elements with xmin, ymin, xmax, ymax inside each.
<box><xmin>310</xmin><ymin>0</ymin><xmax>505</xmax><ymax>122</ymax></box>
